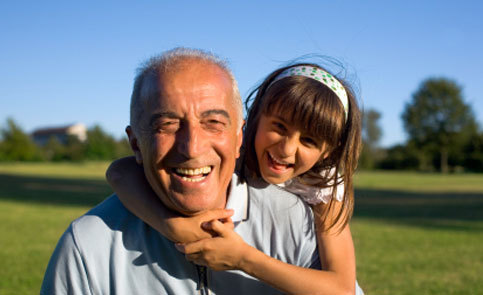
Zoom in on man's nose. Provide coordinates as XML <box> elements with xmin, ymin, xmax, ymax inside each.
<box><xmin>176</xmin><ymin>123</ymin><xmax>206</xmax><ymax>159</ymax></box>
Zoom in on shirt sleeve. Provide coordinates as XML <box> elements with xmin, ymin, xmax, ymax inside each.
<box><xmin>296</xmin><ymin>214</ymin><xmax>322</xmax><ymax>270</ymax></box>
<box><xmin>40</xmin><ymin>224</ymin><xmax>92</xmax><ymax>295</ymax></box>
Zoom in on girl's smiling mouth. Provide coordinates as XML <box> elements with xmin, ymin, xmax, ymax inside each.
<box><xmin>267</xmin><ymin>152</ymin><xmax>294</xmax><ymax>172</ymax></box>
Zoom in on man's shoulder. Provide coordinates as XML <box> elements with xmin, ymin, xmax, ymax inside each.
<box><xmin>73</xmin><ymin>194</ymin><xmax>125</xmax><ymax>224</ymax></box>
<box><xmin>70</xmin><ymin>194</ymin><xmax>140</xmax><ymax>241</ymax></box>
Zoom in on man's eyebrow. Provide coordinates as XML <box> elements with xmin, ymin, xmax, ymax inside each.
<box><xmin>201</xmin><ymin>109</ymin><xmax>231</xmax><ymax>124</ymax></box>
<box><xmin>149</xmin><ymin>112</ymin><xmax>179</xmax><ymax>126</ymax></box>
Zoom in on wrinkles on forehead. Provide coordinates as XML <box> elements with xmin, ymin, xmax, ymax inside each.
<box><xmin>148</xmin><ymin>110</ymin><xmax>231</xmax><ymax>127</ymax></box>
<box><xmin>135</xmin><ymin>71</ymin><xmax>161</xmax><ymax>135</ymax></box>
<box><xmin>164</xmin><ymin>59</ymin><xmax>242</xmax><ymax>127</ymax></box>
<box><xmin>135</xmin><ymin>58</ymin><xmax>242</xmax><ymax>135</ymax></box>
<box><xmin>139</xmin><ymin>71</ymin><xmax>161</xmax><ymax>106</ymax></box>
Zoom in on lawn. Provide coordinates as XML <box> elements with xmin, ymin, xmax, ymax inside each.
<box><xmin>353</xmin><ymin>171</ymin><xmax>483</xmax><ymax>294</ymax></box>
<box><xmin>0</xmin><ymin>162</ymin><xmax>482</xmax><ymax>294</ymax></box>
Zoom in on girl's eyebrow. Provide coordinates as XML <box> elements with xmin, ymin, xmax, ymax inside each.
<box><xmin>272</xmin><ymin>114</ymin><xmax>287</xmax><ymax>122</ymax></box>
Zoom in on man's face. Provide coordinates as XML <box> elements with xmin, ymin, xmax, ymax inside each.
<box><xmin>128</xmin><ymin>61</ymin><xmax>243</xmax><ymax>215</ymax></box>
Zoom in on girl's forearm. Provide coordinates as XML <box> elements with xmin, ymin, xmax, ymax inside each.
<box><xmin>106</xmin><ymin>157</ymin><xmax>231</xmax><ymax>243</ymax></box>
<box><xmin>106</xmin><ymin>157</ymin><xmax>179</xmax><ymax>239</ymax></box>
<box><xmin>176</xmin><ymin>203</ymin><xmax>356</xmax><ymax>294</ymax></box>
<box><xmin>239</xmin><ymin>245</ymin><xmax>354</xmax><ymax>295</ymax></box>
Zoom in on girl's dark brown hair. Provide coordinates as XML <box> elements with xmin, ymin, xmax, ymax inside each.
<box><xmin>241</xmin><ymin>62</ymin><xmax>362</xmax><ymax>231</ymax></box>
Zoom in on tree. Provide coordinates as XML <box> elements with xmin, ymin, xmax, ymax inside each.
<box><xmin>359</xmin><ymin>109</ymin><xmax>382</xmax><ymax>169</ymax></box>
<box><xmin>84</xmin><ymin>125</ymin><xmax>118</xmax><ymax>160</ymax></box>
<box><xmin>42</xmin><ymin>136</ymin><xmax>65</xmax><ymax>161</ymax></box>
<box><xmin>463</xmin><ymin>131</ymin><xmax>483</xmax><ymax>172</ymax></box>
<box><xmin>0</xmin><ymin>118</ymin><xmax>41</xmax><ymax>161</ymax></box>
<box><xmin>0</xmin><ymin>119</ymin><xmax>133</xmax><ymax>162</ymax></box>
<box><xmin>401</xmin><ymin>78</ymin><xmax>477</xmax><ymax>173</ymax></box>
<box><xmin>63</xmin><ymin>135</ymin><xmax>87</xmax><ymax>161</ymax></box>
<box><xmin>114</xmin><ymin>137</ymin><xmax>133</xmax><ymax>158</ymax></box>
<box><xmin>378</xmin><ymin>143</ymin><xmax>420</xmax><ymax>170</ymax></box>
<box><xmin>362</xmin><ymin>109</ymin><xmax>382</xmax><ymax>148</ymax></box>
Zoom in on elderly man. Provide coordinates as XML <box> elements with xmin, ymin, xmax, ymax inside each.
<box><xmin>41</xmin><ymin>48</ymin><xmax>319</xmax><ymax>294</ymax></box>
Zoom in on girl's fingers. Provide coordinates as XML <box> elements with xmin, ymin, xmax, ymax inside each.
<box><xmin>202</xmin><ymin>220</ymin><xmax>230</xmax><ymax>236</ymax></box>
<box><xmin>185</xmin><ymin>253</ymin><xmax>209</xmax><ymax>267</ymax></box>
<box><xmin>198</xmin><ymin>210</ymin><xmax>234</xmax><ymax>237</ymax></box>
<box><xmin>174</xmin><ymin>243</ymin><xmax>186</xmax><ymax>253</ymax></box>
<box><xmin>175</xmin><ymin>240</ymin><xmax>204</xmax><ymax>254</ymax></box>
<box><xmin>222</xmin><ymin>218</ymin><xmax>235</xmax><ymax>230</ymax></box>
<box><xmin>185</xmin><ymin>253</ymin><xmax>200</xmax><ymax>262</ymax></box>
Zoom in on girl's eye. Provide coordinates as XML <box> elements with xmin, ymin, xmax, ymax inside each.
<box><xmin>300</xmin><ymin>136</ymin><xmax>318</xmax><ymax>147</ymax></box>
<box><xmin>272</xmin><ymin>121</ymin><xmax>287</xmax><ymax>132</ymax></box>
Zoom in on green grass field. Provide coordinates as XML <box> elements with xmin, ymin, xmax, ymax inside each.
<box><xmin>352</xmin><ymin>171</ymin><xmax>483</xmax><ymax>294</ymax></box>
<box><xmin>0</xmin><ymin>163</ymin><xmax>482</xmax><ymax>294</ymax></box>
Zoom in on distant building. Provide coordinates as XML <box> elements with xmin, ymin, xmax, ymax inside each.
<box><xmin>31</xmin><ymin>123</ymin><xmax>87</xmax><ymax>146</ymax></box>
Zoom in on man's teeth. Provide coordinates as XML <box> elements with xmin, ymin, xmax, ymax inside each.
<box><xmin>176</xmin><ymin>167</ymin><xmax>211</xmax><ymax>175</ymax></box>
<box><xmin>175</xmin><ymin>167</ymin><xmax>211</xmax><ymax>182</ymax></box>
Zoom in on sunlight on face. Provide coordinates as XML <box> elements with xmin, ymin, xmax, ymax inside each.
<box><xmin>254</xmin><ymin>113</ymin><xmax>327</xmax><ymax>184</ymax></box>
<box><xmin>132</xmin><ymin>60</ymin><xmax>243</xmax><ymax>215</ymax></box>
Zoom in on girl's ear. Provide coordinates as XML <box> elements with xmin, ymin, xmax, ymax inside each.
<box><xmin>125</xmin><ymin>126</ymin><xmax>143</xmax><ymax>164</ymax></box>
<box><xmin>319</xmin><ymin>143</ymin><xmax>331</xmax><ymax>160</ymax></box>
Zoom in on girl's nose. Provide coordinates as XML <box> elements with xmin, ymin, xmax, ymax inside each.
<box><xmin>279</xmin><ymin>135</ymin><xmax>298</xmax><ymax>157</ymax></box>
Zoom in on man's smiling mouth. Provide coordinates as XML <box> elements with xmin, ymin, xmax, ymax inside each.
<box><xmin>174</xmin><ymin>166</ymin><xmax>212</xmax><ymax>182</ymax></box>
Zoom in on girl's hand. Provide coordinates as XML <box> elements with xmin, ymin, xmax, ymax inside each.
<box><xmin>107</xmin><ymin>157</ymin><xmax>234</xmax><ymax>243</ymax></box>
<box><xmin>165</xmin><ymin>209</ymin><xmax>235</xmax><ymax>243</ymax></box>
<box><xmin>175</xmin><ymin>220</ymin><xmax>251</xmax><ymax>271</ymax></box>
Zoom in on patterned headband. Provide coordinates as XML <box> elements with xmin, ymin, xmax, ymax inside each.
<box><xmin>270</xmin><ymin>66</ymin><xmax>349</xmax><ymax>121</ymax></box>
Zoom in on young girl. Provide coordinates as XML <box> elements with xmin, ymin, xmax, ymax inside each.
<box><xmin>107</xmin><ymin>62</ymin><xmax>362</xmax><ymax>294</ymax></box>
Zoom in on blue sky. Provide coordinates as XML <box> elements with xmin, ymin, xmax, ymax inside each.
<box><xmin>2</xmin><ymin>0</ymin><xmax>482</xmax><ymax>147</ymax></box>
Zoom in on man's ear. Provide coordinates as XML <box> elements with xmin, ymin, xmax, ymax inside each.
<box><xmin>235</xmin><ymin>120</ymin><xmax>245</xmax><ymax>158</ymax></box>
<box><xmin>126</xmin><ymin>126</ymin><xmax>143</xmax><ymax>164</ymax></box>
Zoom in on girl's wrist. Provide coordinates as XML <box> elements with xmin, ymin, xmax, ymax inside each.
<box><xmin>238</xmin><ymin>244</ymin><xmax>262</xmax><ymax>273</ymax></box>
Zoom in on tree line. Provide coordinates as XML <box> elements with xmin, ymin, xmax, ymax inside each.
<box><xmin>0</xmin><ymin>119</ymin><xmax>132</xmax><ymax>162</ymax></box>
<box><xmin>360</xmin><ymin>77</ymin><xmax>483</xmax><ymax>172</ymax></box>
<box><xmin>1</xmin><ymin>77</ymin><xmax>482</xmax><ymax>172</ymax></box>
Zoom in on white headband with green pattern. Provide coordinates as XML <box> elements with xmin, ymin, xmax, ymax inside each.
<box><xmin>271</xmin><ymin>66</ymin><xmax>349</xmax><ymax>121</ymax></box>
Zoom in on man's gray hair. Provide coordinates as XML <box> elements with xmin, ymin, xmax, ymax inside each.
<box><xmin>130</xmin><ymin>47</ymin><xmax>243</xmax><ymax>135</ymax></box>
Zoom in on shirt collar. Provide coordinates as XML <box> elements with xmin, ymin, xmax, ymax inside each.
<box><xmin>225</xmin><ymin>174</ymin><xmax>248</xmax><ymax>222</ymax></box>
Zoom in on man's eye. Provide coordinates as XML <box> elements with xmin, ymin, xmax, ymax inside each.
<box><xmin>156</xmin><ymin>121</ymin><xmax>179</xmax><ymax>132</ymax></box>
<box><xmin>204</xmin><ymin>119</ymin><xmax>226</xmax><ymax>131</ymax></box>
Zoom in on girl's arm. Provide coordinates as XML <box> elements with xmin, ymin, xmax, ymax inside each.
<box><xmin>177</xmin><ymin>201</ymin><xmax>356</xmax><ymax>295</ymax></box>
<box><xmin>105</xmin><ymin>156</ymin><xmax>234</xmax><ymax>243</ymax></box>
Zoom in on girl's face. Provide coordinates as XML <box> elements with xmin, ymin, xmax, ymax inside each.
<box><xmin>254</xmin><ymin>113</ymin><xmax>327</xmax><ymax>184</ymax></box>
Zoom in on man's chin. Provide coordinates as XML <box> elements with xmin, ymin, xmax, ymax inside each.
<box><xmin>167</xmin><ymin>191</ymin><xmax>224</xmax><ymax>215</ymax></box>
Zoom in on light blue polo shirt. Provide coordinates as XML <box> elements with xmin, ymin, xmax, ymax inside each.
<box><xmin>41</xmin><ymin>174</ymin><xmax>320</xmax><ymax>295</ymax></box>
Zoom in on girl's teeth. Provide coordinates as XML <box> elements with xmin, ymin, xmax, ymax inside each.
<box><xmin>269</xmin><ymin>153</ymin><xmax>289</xmax><ymax>165</ymax></box>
